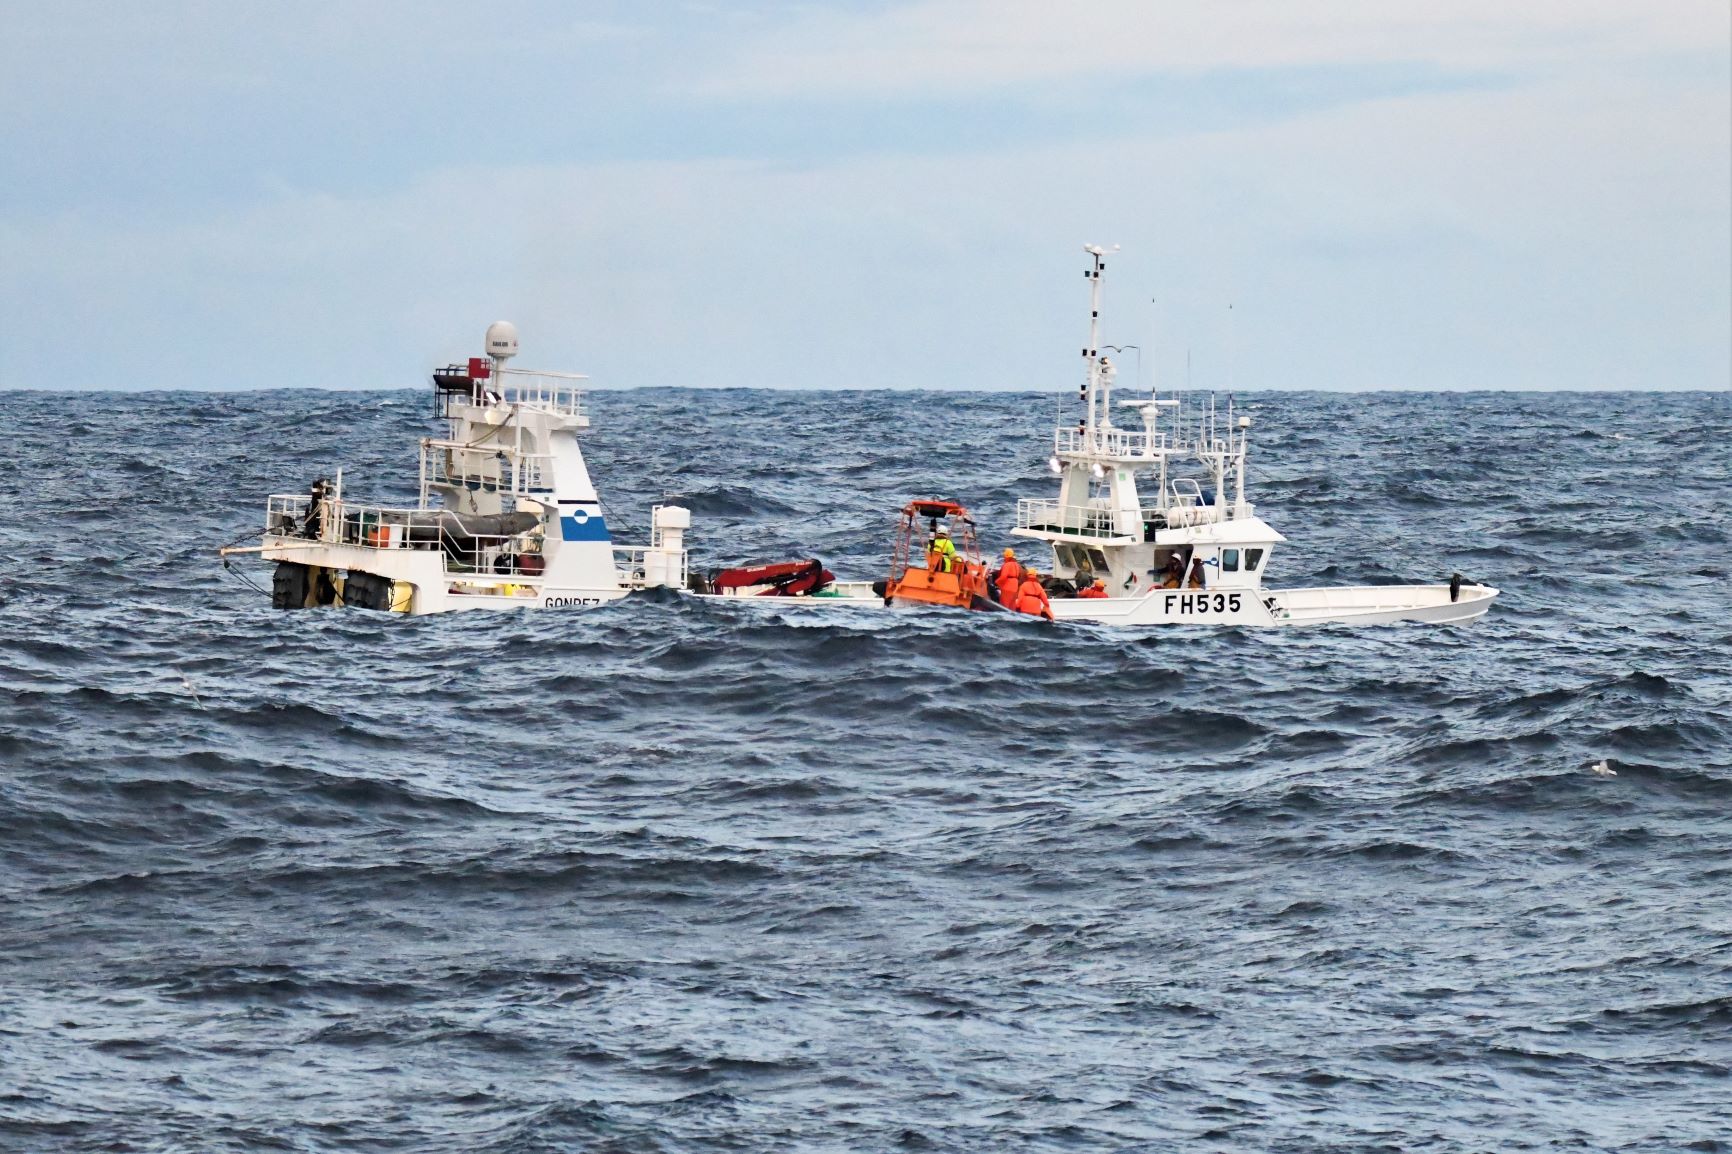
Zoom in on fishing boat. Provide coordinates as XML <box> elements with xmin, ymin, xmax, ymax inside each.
<box><xmin>224</xmin><ymin>322</ymin><xmax>694</xmax><ymax>614</ymax></box>
<box><xmin>1004</xmin><ymin>244</ymin><xmax>1497</xmax><ymax>626</ymax></box>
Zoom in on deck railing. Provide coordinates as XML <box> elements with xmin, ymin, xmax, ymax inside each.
<box><xmin>1015</xmin><ymin>498</ymin><xmax>1247</xmax><ymax>538</ymax></box>
<box><xmin>496</xmin><ymin>369</ymin><xmax>587</xmax><ymax>418</ymax></box>
<box><xmin>422</xmin><ymin>442</ymin><xmax>554</xmax><ymax>496</ymax></box>
<box><xmin>266</xmin><ymin>494</ymin><xmax>547</xmax><ymax>576</ymax></box>
<box><xmin>1016</xmin><ymin>499</ymin><xmax>1150</xmax><ymax>539</ymax></box>
<box><xmin>433</xmin><ymin>369</ymin><xmax>588</xmax><ymax>420</ymax></box>
<box><xmin>1054</xmin><ymin>427</ymin><xmax>1174</xmax><ymax>458</ymax></box>
<box><xmin>612</xmin><ymin>544</ymin><xmax>687</xmax><ymax>590</ymax></box>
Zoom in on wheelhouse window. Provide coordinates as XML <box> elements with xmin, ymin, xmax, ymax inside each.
<box><xmin>1222</xmin><ymin>548</ymin><xmax>1240</xmax><ymax>572</ymax></box>
<box><xmin>1246</xmin><ymin>548</ymin><xmax>1264</xmax><ymax>571</ymax></box>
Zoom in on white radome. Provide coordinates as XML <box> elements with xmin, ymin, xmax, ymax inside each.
<box><xmin>484</xmin><ymin>320</ymin><xmax>519</xmax><ymax>363</ymax></box>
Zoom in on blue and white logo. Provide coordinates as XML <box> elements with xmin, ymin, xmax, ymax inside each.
<box><xmin>560</xmin><ymin>507</ymin><xmax>611</xmax><ymax>542</ymax></box>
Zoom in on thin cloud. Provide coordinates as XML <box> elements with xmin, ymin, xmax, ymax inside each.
<box><xmin>687</xmin><ymin>0</ymin><xmax>1727</xmax><ymax>98</ymax></box>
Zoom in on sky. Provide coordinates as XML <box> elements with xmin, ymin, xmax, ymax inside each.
<box><xmin>1</xmin><ymin>0</ymin><xmax>1728</xmax><ymax>392</ymax></box>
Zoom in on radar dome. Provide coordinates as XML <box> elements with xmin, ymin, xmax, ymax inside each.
<box><xmin>485</xmin><ymin>321</ymin><xmax>519</xmax><ymax>363</ymax></box>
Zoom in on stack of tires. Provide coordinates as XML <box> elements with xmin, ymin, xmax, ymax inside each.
<box><xmin>341</xmin><ymin>570</ymin><xmax>394</xmax><ymax>612</ymax></box>
<box><xmin>271</xmin><ymin>563</ymin><xmax>399</xmax><ymax>612</ymax></box>
<box><xmin>271</xmin><ymin>562</ymin><xmax>310</xmax><ymax>609</ymax></box>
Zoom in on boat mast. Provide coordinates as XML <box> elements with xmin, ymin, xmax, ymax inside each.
<box><xmin>1234</xmin><ymin>415</ymin><xmax>1250</xmax><ymax>515</ymax></box>
<box><xmin>1082</xmin><ymin>244</ymin><xmax>1117</xmax><ymax>447</ymax></box>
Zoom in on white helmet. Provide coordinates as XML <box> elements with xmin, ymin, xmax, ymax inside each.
<box><xmin>935</xmin><ymin>526</ymin><xmax>949</xmax><ymax>536</ymax></box>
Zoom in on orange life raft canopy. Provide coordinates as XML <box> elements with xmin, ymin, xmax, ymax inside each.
<box><xmin>882</xmin><ymin>500</ymin><xmax>996</xmax><ymax>611</ymax></box>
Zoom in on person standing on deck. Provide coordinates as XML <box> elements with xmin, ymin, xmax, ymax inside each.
<box><xmin>1016</xmin><ymin>569</ymin><xmax>1054</xmax><ymax>621</ymax></box>
<box><xmin>993</xmin><ymin>548</ymin><xmax>1021</xmax><ymax>603</ymax></box>
<box><xmin>928</xmin><ymin>526</ymin><xmax>957</xmax><ymax>573</ymax></box>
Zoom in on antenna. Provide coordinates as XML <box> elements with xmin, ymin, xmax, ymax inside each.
<box><xmin>1183</xmin><ymin>345</ymin><xmax>1192</xmax><ymax>446</ymax></box>
<box><xmin>1148</xmin><ymin>297</ymin><xmax>1157</xmax><ymax>396</ymax></box>
<box><xmin>1227</xmin><ymin>302</ymin><xmax>1235</xmax><ymax>395</ymax></box>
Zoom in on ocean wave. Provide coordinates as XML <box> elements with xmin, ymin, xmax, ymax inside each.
<box><xmin>2</xmin><ymin>387</ymin><xmax>1728</xmax><ymax>1151</ymax></box>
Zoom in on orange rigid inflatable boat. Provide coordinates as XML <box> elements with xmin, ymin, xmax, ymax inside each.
<box><xmin>882</xmin><ymin>500</ymin><xmax>998</xmax><ymax>612</ymax></box>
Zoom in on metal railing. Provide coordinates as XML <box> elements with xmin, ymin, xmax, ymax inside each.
<box><xmin>422</xmin><ymin>442</ymin><xmax>554</xmax><ymax>495</ymax></box>
<box><xmin>1054</xmin><ymin>427</ymin><xmax>1173</xmax><ymax>458</ymax></box>
<box><xmin>1013</xmin><ymin>497</ymin><xmax>1241</xmax><ymax>538</ymax></box>
<box><xmin>1016</xmin><ymin>499</ymin><xmax>1151</xmax><ymax>539</ymax></box>
<box><xmin>496</xmin><ymin>369</ymin><xmax>587</xmax><ymax>418</ymax></box>
<box><xmin>267</xmin><ymin>494</ymin><xmax>313</xmax><ymax>537</ymax></box>
<box><xmin>612</xmin><ymin>544</ymin><xmax>688</xmax><ymax>590</ymax></box>
<box><xmin>433</xmin><ymin>369</ymin><xmax>588</xmax><ymax>420</ymax></box>
<box><xmin>265</xmin><ymin>495</ymin><xmax>548</xmax><ymax>577</ymax></box>
<box><xmin>332</xmin><ymin>502</ymin><xmax>425</xmax><ymax>551</ymax></box>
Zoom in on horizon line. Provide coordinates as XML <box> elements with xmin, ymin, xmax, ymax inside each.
<box><xmin>3</xmin><ymin>384</ymin><xmax>1727</xmax><ymax>397</ymax></box>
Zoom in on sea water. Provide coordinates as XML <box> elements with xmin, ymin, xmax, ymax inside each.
<box><xmin>1</xmin><ymin>388</ymin><xmax>1728</xmax><ymax>1151</ymax></box>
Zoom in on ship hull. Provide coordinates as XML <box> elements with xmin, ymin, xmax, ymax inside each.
<box><xmin>692</xmin><ymin>582</ymin><xmax>1498</xmax><ymax>627</ymax></box>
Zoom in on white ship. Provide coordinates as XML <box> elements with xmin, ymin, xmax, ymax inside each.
<box><xmin>999</xmin><ymin>245</ymin><xmax>1499</xmax><ymax>626</ymax></box>
<box><xmin>227</xmin><ymin>322</ymin><xmax>692</xmax><ymax>615</ymax></box>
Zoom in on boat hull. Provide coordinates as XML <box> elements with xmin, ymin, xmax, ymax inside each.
<box><xmin>259</xmin><ymin>538</ymin><xmax>630</xmax><ymax>615</ymax></box>
<box><xmin>1049</xmin><ymin>582</ymin><xmax>1498</xmax><ymax>627</ymax></box>
<box><xmin>1264</xmin><ymin>583</ymin><xmax>1499</xmax><ymax>626</ymax></box>
<box><xmin>695</xmin><ymin>581</ymin><xmax>1498</xmax><ymax>627</ymax></box>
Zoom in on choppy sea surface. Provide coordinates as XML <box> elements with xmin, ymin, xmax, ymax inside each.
<box><xmin>1</xmin><ymin>387</ymin><xmax>1730</xmax><ymax>1153</ymax></box>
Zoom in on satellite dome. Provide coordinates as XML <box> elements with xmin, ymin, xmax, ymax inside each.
<box><xmin>485</xmin><ymin>321</ymin><xmax>519</xmax><ymax>362</ymax></box>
